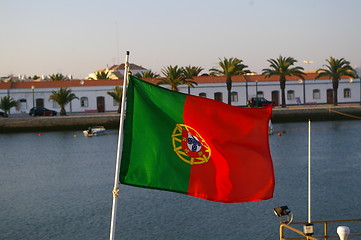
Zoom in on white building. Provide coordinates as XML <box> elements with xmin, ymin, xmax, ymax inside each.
<box><xmin>88</xmin><ymin>63</ymin><xmax>148</xmax><ymax>80</ymax></box>
<box><xmin>0</xmin><ymin>80</ymin><xmax>122</xmax><ymax>114</ymax></box>
<box><xmin>0</xmin><ymin>73</ymin><xmax>360</xmax><ymax>115</ymax></box>
<box><xmin>177</xmin><ymin>73</ymin><xmax>361</xmax><ymax>106</ymax></box>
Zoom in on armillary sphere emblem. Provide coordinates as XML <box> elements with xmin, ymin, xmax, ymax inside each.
<box><xmin>171</xmin><ymin>124</ymin><xmax>211</xmax><ymax>165</ymax></box>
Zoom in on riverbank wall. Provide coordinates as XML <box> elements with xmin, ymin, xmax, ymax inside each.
<box><xmin>0</xmin><ymin>114</ymin><xmax>120</xmax><ymax>133</ymax></box>
<box><xmin>1</xmin><ymin>104</ymin><xmax>361</xmax><ymax>133</ymax></box>
<box><xmin>271</xmin><ymin>104</ymin><xmax>361</xmax><ymax>122</ymax></box>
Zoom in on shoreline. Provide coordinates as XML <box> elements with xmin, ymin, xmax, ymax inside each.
<box><xmin>271</xmin><ymin>103</ymin><xmax>361</xmax><ymax>122</ymax></box>
<box><xmin>1</xmin><ymin>104</ymin><xmax>361</xmax><ymax>133</ymax></box>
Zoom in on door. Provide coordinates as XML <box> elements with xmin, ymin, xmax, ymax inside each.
<box><xmin>97</xmin><ymin>96</ymin><xmax>105</xmax><ymax>112</ymax></box>
<box><xmin>271</xmin><ymin>91</ymin><xmax>279</xmax><ymax>106</ymax></box>
<box><xmin>19</xmin><ymin>99</ymin><xmax>27</xmax><ymax>113</ymax></box>
<box><xmin>36</xmin><ymin>98</ymin><xmax>44</xmax><ymax>107</ymax></box>
<box><xmin>326</xmin><ymin>89</ymin><xmax>333</xmax><ymax>104</ymax></box>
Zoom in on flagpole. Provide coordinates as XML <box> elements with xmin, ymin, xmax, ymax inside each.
<box><xmin>109</xmin><ymin>51</ymin><xmax>130</xmax><ymax>240</ymax></box>
<box><xmin>308</xmin><ymin>119</ymin><xmax>311</xmax><ymax>223</ymax></box>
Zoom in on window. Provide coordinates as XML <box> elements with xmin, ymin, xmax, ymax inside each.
<box><xmin>231</xmin><ymin>92</ymin><xmax>238</xmax><ymax>102</ymax></box>
<box><xmin>313</xmin><ymin>89</ymin><xmax>320</xmax><ymax>99</ymax></box>
<box><xmin>214</xmin><ymin>92</ymin><xmax>223</xmax><ymax>102</ymax></box>
<box><xmin>344</xmin><ymin>88</ymin><xmax>351</xmax><ymax>98</ymax></box>
<box><xmin>199</xmin><ymin>92</ymin><xmax>206</xmax><ymax>98</ymax></box>
<box><xmin>257</xmin><ymin>91</ymin><xmax>264</xmax><ymax>98</ymax></box>
<box><xmin>287</xmin><ymin>90</ymin><xmax>295</xmax><ymax>100</ymax></box>
<box><xmin>80</xmin><ymin>97</ymin><xmax>88</xmax><ymax>107</ymax></box>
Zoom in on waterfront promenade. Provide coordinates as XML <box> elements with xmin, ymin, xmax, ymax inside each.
<box><xmin>1</xmin><ymin>104</ymin><xmax>361</xmax><ymax>133</ymax></box>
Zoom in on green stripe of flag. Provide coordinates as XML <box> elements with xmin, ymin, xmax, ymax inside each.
<box><xmin>120</xmin><ymin>75</ymin><xmax>191</xmax><ymax>193</ymax></box>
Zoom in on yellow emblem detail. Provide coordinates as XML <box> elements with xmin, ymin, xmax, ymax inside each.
<box><xmin>171</xmin><ymin>124</ymin><xmax>211</xmax><ymax>165</ymax></box>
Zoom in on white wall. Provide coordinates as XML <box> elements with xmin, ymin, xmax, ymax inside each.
<box><xmin>2</xmin><ymin>77</ymin><xmax>360</xmax><ymax>115</ymax></box>
<box><xmin>179</xmin><ymin>78</ymin><xmax>361</xmax><ymax>106</ymax></box>
<box><xmin>3</xmin><ymin>85</ymin><xmax>120</xmax><ymax>115</ymax></box>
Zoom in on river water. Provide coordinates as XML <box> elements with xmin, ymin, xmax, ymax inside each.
<box><xmin>1</xmin><ymin>120</ymin><xmax>361</xmax><ymax>240</ymax></box>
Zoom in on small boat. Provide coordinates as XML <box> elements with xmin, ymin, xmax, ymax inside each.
<box><xmin>83</xmin><ymin>126</ymin><xmax>106</xmax><ymax>137</ymax></box>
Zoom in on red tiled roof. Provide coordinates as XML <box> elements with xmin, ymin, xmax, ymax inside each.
<box><xmin>143</xmin><ymin>73</ymin><xmax>332</xmax><ymax>84</ymax></box>
<box><xmin>0</xmin><ymin>82</ymin><xmax>13</xmax><ymax>89</ymax></box>
<box><xmin>0</xmin><ymin>79</ymin><xmax>122</xmax><ymax>90</ymax></box>
<box><xmin>108</xmin><ymin>63</ymin><xmax>147</xmax><ymax>71</ymax></box>
<box><xmin>0</xmin><ymin>73</ymin><xmax>348</xmax><ymax>90</ymax></box>
<box><xmin>94</xmin><ymin>63</ymin><xmax>147</xmax><ymax>73</ymax></box>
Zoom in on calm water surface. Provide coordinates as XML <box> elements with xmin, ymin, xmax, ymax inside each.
<box><xmin>1</xmin><ymin>120</ymin><xmax>361</xmax><ymax>240</ymax></box>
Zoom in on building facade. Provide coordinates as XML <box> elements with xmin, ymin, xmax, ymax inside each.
<box><xmin>0</xmin><ymin>73</ymin><xmax>360</xmax><ymax>115</ymax></box>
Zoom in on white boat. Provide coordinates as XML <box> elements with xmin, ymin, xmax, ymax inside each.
<box><xmin>83</xmin><ymin>126</ymin><xmax>106</xmax><ymax>137</ymax></box>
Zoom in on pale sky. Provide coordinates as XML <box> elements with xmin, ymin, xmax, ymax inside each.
<box><xmin>1</xmin><ymin>0</ymin><xmax>361</xmax><ymax>79</ymax></box>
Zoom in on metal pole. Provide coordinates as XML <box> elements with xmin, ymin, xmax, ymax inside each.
<box><xmin>255</xmin><ymin>80</ymin><xmax>259</xmax><ymax>107</ymax></box>
<box><xmin>245</xmin><ymin>81</ymin><xmax>249</xmax><ymax>103</ymax></box>
<box><xmin>303</xmin><ymin>80</ymin><xmax>306</xmax><ymax>104</ymax></box>
<box><xmin>31</xmin><ymin>86</ymin><xmax>35</xmax><ymax>108</ymax></box>
<box><xmin>109</xmin><ymin>51</ymin><xmax>130</xmax><ymax>240</ymax></box>
<box><xmin>256</xmin><ymin>80</ymin><xmax>258</xmax><ymax>97</ymax></box>
<box><xmin>308</xmin><ymin>119</ymin><xmax>311</xmax><ymax>223</ymax></box>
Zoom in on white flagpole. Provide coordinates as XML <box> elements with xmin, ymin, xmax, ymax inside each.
<box><xmin>308</xmin><ymin>119</ymin><xmax>311</xmax><ymax>223</ymax></box>
<box><xmin>109</xmin><ymin>51</ymin><xmax>130</xmax><ymax>240</ymax></box>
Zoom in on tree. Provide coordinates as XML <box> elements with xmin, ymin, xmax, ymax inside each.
<box><xmin>0</xmin><ymin>96</ymin><xmax>17</xmax><ymax>117</ymax></box>
<box><xmin>49</xmin><ymin>87</ymin><xmax>78</xmax><ymax>115</ymax></box>
<box><xmin>91</xmin><ymin>71</ymin><xmax>110</xmax><ymax>80</ymax></box>
<box><xmin>49</xmin><ymin>73</ymin><xmax>66</xmax><ymax>81</ymax></box>
<box><xmin>182</xmin><ymin>66</ymin><xmax>204</xmax><ymax>79</ymax></box>
<box><xmin>209</xmin><ymin>57</ymin><xmax>250</xmax><ymax>105</ymax></box>
<box><xmin>157</xmin><ymin>65</ymin><xmax>197</xmax><ymax>91</ymax></box>
<box><xmin>316</xmin><ymin>57</ymin><xmax>357</xmax><ymax>106</ymax></box>
<box><xmin>262</xmin><ymin>56</ymin><xmax>305</xmax><ymax>108</ymax></box>
<box><xmin>134</xmin><ymin>70</ymin><xmax>160</xmax><ymax>78</ymax></box>
<box><xmin>107</xmin><ymin>86</ymin><xmax>123</xmax><ymax>113</ymax></box>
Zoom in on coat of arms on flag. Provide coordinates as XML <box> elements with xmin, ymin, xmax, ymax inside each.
<box><xmin>172</xmin><ymin>124</ymin><xmax>211</xmax><ymax>165</ymax></box>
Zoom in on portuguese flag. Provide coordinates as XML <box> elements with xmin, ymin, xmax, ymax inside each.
<box><xmin>120</xmin><ymin>75</ymin><xmax>274</xmax><ymax>203</ymax></box>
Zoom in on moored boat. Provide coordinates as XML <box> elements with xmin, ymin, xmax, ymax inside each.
<box><xmin>83</xmin><ymin>126</ymin><xmax>106</xmax><ymax>137</ymax></box>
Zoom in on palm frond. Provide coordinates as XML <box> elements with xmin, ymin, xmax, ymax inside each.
<box><xmin>107</xmin><ymin>86</ymin><xmax>123</xmax><ymax>103</ymax></box>
<box><xmin>49</xmin><ymin>73</ymin><xmax>66</xmax><ymax>81</ymax></box>
<box><xmin>49</xmin><ymin>87</ymin><xmax>78</xmax><ymax>115</ymax></box>
<box><xmin>0</xmin><ymin>96</ymin><xmax>18</xmax><ymax>117</ymax></box>
<box><xmin>315</xmin><ymin>57</ymin><xmax>357</xmax><ymax>80</ymax></box>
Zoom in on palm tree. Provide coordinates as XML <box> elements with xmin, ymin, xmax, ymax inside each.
<box><xmin>158</xmin><ymin>65</ymin><xmax>197</xmax><ymax>91</ymax></box>
<box><xmin>182</xmin><ymin>66</ymin><xmax>204</xmax><ymax>79</ymax></box>
<box><xmin>107</xmin><ymin>86</ymin><xmax>123</xmax><ymax>113</ymax></box>
<box><xmin>316</xmin><ymin>57</ymin><xmax>357</xmax><ymax>106</ymax></box>
<box><xmin>134</xmin><ymin>70</ymin><xmax>160</xmax><ymax>78</ymax></box>
<box><xmin>262</xmin><ymin>56</ymin><xmax>305</xmax><ymax>108</ymax></box>
<box><xmin>209</xmin><ymin>57</ymin><xmax>250</xmax><ymax>105</ymax></box>
<box><xmin>182</xmin><ymin>66</ymin><xmax>204</xmax><ymax>94</ymax></box>
<box><xmin>91</xmin><ymin>71</ymin><xmax>110</xmax><ymax>80</ymax></box>
<box><xmin>49</xmin><ymin>87</ymin><xmax>78</xmax><ymax>115</ymax></box>
<box><xmin>29</xmin><ymin>75</ymin><xmax>40</xmax><ymax>80</ymax></box>
<box><xmin>49</xmin><ymin>73</ymin><xmax>66</xmax><ymax>81</ymax></box>
<box><xmin>0</xmin><ymin>96</ymin><xmax>18</xmax><ymax>117</ymax></box>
